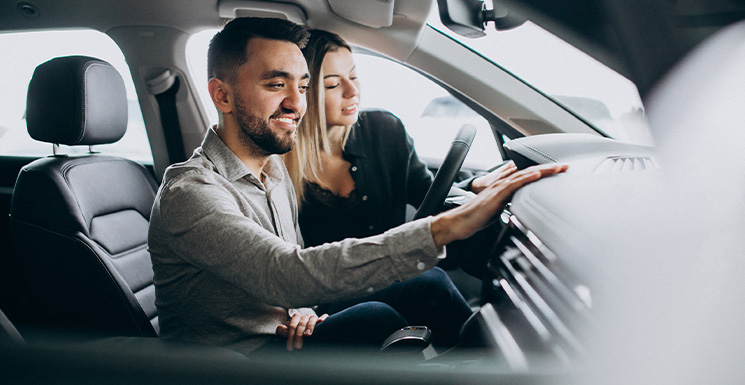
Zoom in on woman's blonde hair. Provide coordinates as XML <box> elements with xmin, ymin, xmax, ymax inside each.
<box><xmin>283</xmin><ymin>30</ymin><xmax>353</xmax><ymax>207</ymax></box>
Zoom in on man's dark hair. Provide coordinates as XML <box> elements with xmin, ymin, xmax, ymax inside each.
<box><xmin>207</xmin><ymin>17</ymin><xmax>309</xmax><ymax>83</ymax></box>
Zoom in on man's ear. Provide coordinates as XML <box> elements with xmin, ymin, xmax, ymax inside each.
<box><xmin>208</xmin><ymin>78</ymin><xmax>233</xmax><ymax>114</ymax></box>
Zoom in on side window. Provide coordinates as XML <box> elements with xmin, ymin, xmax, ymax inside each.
<box><xmin>0</xmin><ymin>30</ymin><xmax>152</xmax><ymax>163</ymax></box>
<box><xmin>353</xmin><ymin>53</ymin><xmax>501</xmax><ymax>170</ymax></box>
<box><xmin>186</xmin><ymin>29</ymin><xmax>219</xmax><ymax>127</ymax></box>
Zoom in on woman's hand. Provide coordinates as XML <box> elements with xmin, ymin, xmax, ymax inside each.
<box><xmin>470</xmin><ymin>160</ymin><xmax>517</xmax><ymax>194</ymax></box>
<box><xmin>276</xmin><ymin>312</ymin><xmax>329</xmax><ymax>351</ymax></box>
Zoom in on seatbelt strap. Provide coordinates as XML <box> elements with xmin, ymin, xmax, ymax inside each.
<box><xmin>148</xmin><ymin>70</ymin><xmax>186</xmax><ymax>164</ymax></box>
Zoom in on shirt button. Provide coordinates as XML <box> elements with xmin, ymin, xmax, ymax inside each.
<box><xmin>362</xmin><ymin>195</ymin><xmax>368</xmax><ymax>201</ymax></box>
<box><xmin>351</xmin><ymin>166</ymin><xmax>358</xmax><ymax>172</ymax></box>
<box><xmin>367</xmin><ymin>287</ymin><xmax>375</xmax><ymax>293</ymax></box>
<box><xmin>368</xmin><ymin>225</ymin><xmax>374</xmax><ymax>230</ymax></box>
<box><xmin>416</xmin><ymin>262</ymin><xmax>426</xmax><ymax>270</ymax></box>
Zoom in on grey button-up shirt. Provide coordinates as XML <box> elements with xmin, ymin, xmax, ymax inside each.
<box><xmin>148</xmin><ymin>127</ymin><xmax>442</xmax><ymax>353</ymax></box>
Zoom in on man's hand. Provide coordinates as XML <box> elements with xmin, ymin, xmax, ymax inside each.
<box><xmin>470</xmin><ymin>161</ymin><xmax>518</xmax><ymax>194</ymax></box>
<box><xmin>431</xmin><ymin>163</ymin><xmax>568</xmax><ymax>247</ymax></box>
<box><xmin>276</xmin><ymin>312</ymin><xmax>329</xmax><ymax>351</ymax></box>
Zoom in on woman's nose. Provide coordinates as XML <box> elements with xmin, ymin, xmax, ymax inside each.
<box><xmin>342</xmin><ymin>79</ymin><xmax>359</xmax><ymax>99</ymax></box>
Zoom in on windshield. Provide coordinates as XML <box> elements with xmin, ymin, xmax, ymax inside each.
<box><xmin>427</xmin><ymin>5</ymin><xmax>653</xmax><ymax>146</ymax></box>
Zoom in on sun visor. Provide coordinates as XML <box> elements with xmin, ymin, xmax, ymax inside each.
<box><xmin>217</xmin><ymin>0</ymin><xmax>307</xmax><ymax>24</ymax></box>
<box><xmin>328</xmin><ymin>0</ymin><xmax>395</xmax><ymax>28</ymax></box>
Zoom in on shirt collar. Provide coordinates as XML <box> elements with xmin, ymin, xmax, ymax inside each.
<box><xmin>201</xmin><ymin>126</ymin><xmax>285</xmax><ymax>189</ymax></box>
<box><xmin>341</xmin><ymin>119</ymin><xmax>365</xmax><ymax>159</ymax></box>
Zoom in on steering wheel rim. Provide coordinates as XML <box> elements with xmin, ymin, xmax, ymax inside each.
<box><xmin>413</xmin><ymin>124</ymin><xmax>477</xmax><ymax>220</ymax></box>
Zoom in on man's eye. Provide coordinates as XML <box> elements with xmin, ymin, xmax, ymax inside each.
<box><xmin>268</xmin><ymin>83</ymin><xmax>284</xmax><ymax>89</ymax></box>
<box><xmin>299</xmin><ymin>85</ymin><xmax>309</xmax><ymax>93</ymax></box>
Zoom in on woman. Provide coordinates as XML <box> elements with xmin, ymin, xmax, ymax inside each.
<box><xmin>282</xmin><ymin>30</ymin><xmax>512</xmax><ymax>349</ymax></box>
<box><xmin>284</xmin><ymin>30</ymin><xmax>514</xmax><ymax>248</ymax></box>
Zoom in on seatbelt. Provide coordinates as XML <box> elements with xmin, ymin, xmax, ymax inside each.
<box><xmin>148</xmin><ymin>70</ymin><xmax>186</xmax><ymax>164</ymax></box>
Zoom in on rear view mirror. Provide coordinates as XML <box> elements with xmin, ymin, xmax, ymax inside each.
<box><xmin>437</xmin><ymin>0</ymin><xmax>487</xmax><ymax>37</ymax></box>
<box><xmin>437</xmin><ymin>0</ymin><xmax>525</xmax><ymax>38</ymax></box>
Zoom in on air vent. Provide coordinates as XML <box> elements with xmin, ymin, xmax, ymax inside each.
<box><xmin>594</xmin><ymin>156</ymin><xmax>658</xmax><ymax>174</ymax></box>
<box><xmin>480</xmin><ymin>210</ymin><xmax>594</xmax><ymax>369</ymax></box>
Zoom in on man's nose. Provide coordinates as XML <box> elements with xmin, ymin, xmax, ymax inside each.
<box><xmin>282</xmin><ymin>87</ymin><xmax>305</xmax><ymax>113</ymax></box>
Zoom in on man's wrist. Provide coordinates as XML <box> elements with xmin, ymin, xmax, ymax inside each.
<box><xmin>431</xmin><ymin>211</ymin><xmax>457</xmax><ymax>248</ymax></box>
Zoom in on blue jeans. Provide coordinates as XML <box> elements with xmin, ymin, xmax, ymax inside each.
<box><xmin>315</xmin><ymin>267</ymin><xmax>472</xmax><ymax>348</ymax></box>
<box><xmin>252</xmin><ymin>300</ymin><xmax>407</xmax><ymax>356</ymax></box>
<box><xmin>254</xmin><ymin>268</ymin><xmax>472</xmax><ymax>355</ymax></box>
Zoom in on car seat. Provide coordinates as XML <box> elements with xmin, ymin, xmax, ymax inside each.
<box><xmin>0</xmin><ymin>308</ymin><xmax>24</xmax><ymax>345</ymax></box>
<box><xmin>9</xmin><ymin>56</ymin><xmax>159</xmax><ymax>338</ymax></box>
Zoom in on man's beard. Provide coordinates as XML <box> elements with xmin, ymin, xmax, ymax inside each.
<box><xmin>234</xmin><ymin>94</ymin><xmax>296</xmax><ymax>156</ymax></box>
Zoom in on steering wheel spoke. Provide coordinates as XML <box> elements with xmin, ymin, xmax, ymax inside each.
<box><xmin>414</xmin><ymin>124</ymin><xmax>477</xmax><ymax>220</ymax></box>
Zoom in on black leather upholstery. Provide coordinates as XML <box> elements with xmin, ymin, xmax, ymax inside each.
<box><xmin>0</xmin><ymin>308</ymin><xmax>24</xmax><ymax>345</ymax></box>
<box><xmin>9</xmin><ymin>56</ymin><xmax>159</xmax><ymax>338</ymax></box>
<box><xmin>26</xmin><ymin>56</ymin><xmax>128</xmax><ymax>146</ymax></box>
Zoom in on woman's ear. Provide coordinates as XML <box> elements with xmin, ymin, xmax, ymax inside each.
<box><xmin>208</xmin><ymin>78</ymin><xmax>233</xmax><ymax>114</ymax></box>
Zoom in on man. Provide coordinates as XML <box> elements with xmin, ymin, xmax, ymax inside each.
<box><xmin>148</xmin><ymin>17</ymin><xmax>566</xmax><ymax>355</ymax></box>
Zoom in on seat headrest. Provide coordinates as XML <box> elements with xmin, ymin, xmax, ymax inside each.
<box><xmin>26</xmin><ymin>56</ymin><xmax>128</xmax><ymax>146</ymax></box>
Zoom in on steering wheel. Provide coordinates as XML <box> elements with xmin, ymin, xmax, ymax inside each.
<box><xmin>413</xmin><ymin>124</ymin><xmax>477</xmax><ymax>220</ymax></box>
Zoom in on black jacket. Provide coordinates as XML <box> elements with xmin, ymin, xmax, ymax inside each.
<box><xmin>299</xmin><ymin>109</ymin><xmax>433</xmax><ymax>246</ymax></box>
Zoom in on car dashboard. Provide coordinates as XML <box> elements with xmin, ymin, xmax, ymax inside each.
<box><xmin>463</xmin><ymin>132</ymin><xmax>660</xmax><ymax>371</ymax></box>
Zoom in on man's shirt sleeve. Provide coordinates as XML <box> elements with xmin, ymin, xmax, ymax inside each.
<box><xmin>150</xmin><ymin>169</ymin><xmax>442</xmax><ymax>309</ymax></box>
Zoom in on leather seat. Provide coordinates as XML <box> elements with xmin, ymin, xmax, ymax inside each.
<box><xmin>0</xmin><ymin>308</ymin><xmax>24</xmax><ymax>345</ymax></box>
<box><xmin>9</xmin><ymin>56</ymin><xmax>159</xmax><ymax>338</ymax></box>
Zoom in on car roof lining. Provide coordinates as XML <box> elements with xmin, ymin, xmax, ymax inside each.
<box><xmin>8</xmin><ymin>0</ymin><xmax>735</xmax><ymax>100</ymax></box>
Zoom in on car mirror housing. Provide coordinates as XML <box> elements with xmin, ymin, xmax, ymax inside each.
<box><xmin>436</xmin><ymin>0</ymin><xmax>525</xmax><ymax>38</ymax></box>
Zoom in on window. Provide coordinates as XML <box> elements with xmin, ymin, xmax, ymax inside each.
<box><xmin>353</xmin><ymin>53</ymin><xmax>501</xmax><ymax>170</ymax></box>
<box><xmin>186</xmin><ymin>30</ymin><xmax>501</xmax><ymax>170</ymax></box>
<box><xmin>427</xmin><ymin>5</ymin><xmax>654</xmax><ymax>146</ymax></box>
<box><xmin>0</xmin><ymin>30</ymin><xmax>152</xmax><ymax>163</ymax></box>
<box><xmin>186</xmin><ymin>29</ymin><xmax>219</xmax><ymax>127</ymax></box>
